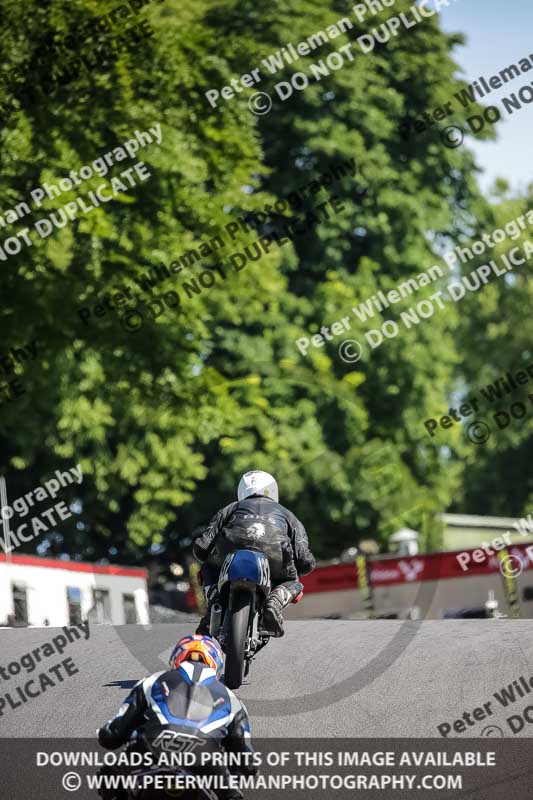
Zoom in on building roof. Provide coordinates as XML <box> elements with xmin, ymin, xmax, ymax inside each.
<box><xmin>390</xmin><ymin>527</ymin><xmax>418</xmax><ymax>542</ymax></box>
<box><xmin>438</xmin><ymin>513</ymin><xmax>523</xmax><ymax>529</ymax></box>
<box><xmin>0</xmin><ymin>553</ymin><xmax>148</xmax><ymax>578</ymax></box>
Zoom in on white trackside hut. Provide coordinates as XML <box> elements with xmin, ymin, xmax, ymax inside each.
<box><xmin>0</xmin><ymin>554</ymin><xmax>149</xmax><ymax>627</ymax></box>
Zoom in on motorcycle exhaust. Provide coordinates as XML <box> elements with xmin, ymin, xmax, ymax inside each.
<box><xmin>210</xmin><ymin>603</ymin><xmax>222</xmax><ymax>638</ymax></box>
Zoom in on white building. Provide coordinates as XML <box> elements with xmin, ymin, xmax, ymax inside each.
<box><xmin>438</xmin><ymin>513</ymin><xmax>533</xmax><ymax>550</ymax></box>
<box><xmin>0</xmin><ymin>553</ymin><xmax>149</xmax><ymax>627</ymax></box>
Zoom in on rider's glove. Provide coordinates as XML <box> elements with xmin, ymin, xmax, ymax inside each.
<box><xmin>238</xmin><ymin>762</ymin><xmax>258</xmax><ymax>777</ymax></box>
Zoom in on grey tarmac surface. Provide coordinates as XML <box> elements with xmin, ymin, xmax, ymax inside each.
<box><xmin>1</xmin><ymin>620</ymin><xmax>533</xmax><ymax>738</ymax></box>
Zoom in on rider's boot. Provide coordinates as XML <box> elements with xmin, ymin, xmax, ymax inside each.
<box><xmin>195</xmin><ymin>584</ymin><xmax>219</xmax><ymax>635</ymax></box>
<box><xmin>260</xmin><ymin>581</ymin><xmax>303</xmax><ymax>638</ymax></box>
<box><xmin>195</xmin><ymin>615</ymin><xmax>210</xmax><ymax>635</ymax></box>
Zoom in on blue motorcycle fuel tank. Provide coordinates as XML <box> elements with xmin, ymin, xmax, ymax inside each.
<box><xmin>228</xmin><ymin>550</ymin><xmax>270</xmax><ymax>586</ymax></box>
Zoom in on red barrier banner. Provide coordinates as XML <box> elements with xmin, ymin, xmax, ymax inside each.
<box><xmin>301</xmin><ymin>542</ymin><xmax>533</xmax><ymax>595</ymax></box>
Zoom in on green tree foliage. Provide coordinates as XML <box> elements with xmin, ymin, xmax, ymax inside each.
<box><xmin>444</xmin><ymin>183</ymin><xmax>533</xmax><ymax>516</ymax></box>
<box><xmin>179</xmin><ymin>0</ymin><xmax>491</xmax><ymax>556</ymax></box>
<box><xmin>0</xmin><ymin>0</ymin><xmax>269</xmax><ymax>559</ymax></box>
<box><xmin>0</xmin><ymin>0</ymin><xmax>510</xmax><ymax>566</ymax></box>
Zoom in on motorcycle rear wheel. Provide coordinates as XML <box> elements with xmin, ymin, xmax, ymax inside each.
<box><xmin>224</xmin><ymin>590</ymin><xmax>252</xmax><ymax>690</ymax></box>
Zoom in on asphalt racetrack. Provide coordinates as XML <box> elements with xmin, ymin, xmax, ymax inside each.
<box><xmin>1</xmin><ymin>620</ymin><xmax>532</xmax><ymax>738</ymax></box>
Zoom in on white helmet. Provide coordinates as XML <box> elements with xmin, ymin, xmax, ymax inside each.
<box><xmin>237</xmin><ymin>470</ymin><xmax>279</xmax><ymax>503</ymax></box>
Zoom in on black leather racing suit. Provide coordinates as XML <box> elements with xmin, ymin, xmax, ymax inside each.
<box><xmin>97</xmin><ymin>663</ymin><xmax>255</xmax><ymax>800</ymax></box>
<box><xmin>193</xmin><ymin>495</ymin><xmax>315</xmax><ymax>636</ymax></box>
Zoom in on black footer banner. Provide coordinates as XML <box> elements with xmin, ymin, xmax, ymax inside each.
<box><xmin>0</xmin><ymin>737</ymin><xmax>532</xmax><ymax>799</ymax></box>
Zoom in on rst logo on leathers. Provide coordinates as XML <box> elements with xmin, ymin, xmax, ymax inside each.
<box><xmin>152</xmin><ymin>730</ymin><xmax>207</xmax><ymax>755</ymax></box>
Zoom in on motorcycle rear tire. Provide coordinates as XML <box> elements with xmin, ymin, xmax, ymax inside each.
<box><xmin>224</xmin><ymin>590</ymin><xmax>252</xmax><ymax>690</ymax></box>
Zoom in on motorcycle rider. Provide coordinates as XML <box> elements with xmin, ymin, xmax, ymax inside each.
<box><xmin>194</xmin><ymin>470</ymin><xmax>316</xmax><ymax>638</ymax></box>
<box><xmin>97</xmin><ymin>634</ymin><xmax>256</xmax><ymax>800</ymax></box>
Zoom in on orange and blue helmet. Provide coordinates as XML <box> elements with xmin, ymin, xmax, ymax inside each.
<box><xmin>169</xmin><ymin>634</ymin><xmax>224</xmax><ymax>678</ymax></box>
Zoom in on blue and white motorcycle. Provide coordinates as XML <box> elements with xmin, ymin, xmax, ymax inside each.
<box><xmin>209</xmin><ymin>550</ymin><xmax>271</xmax><ymax>690</ymax></box>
